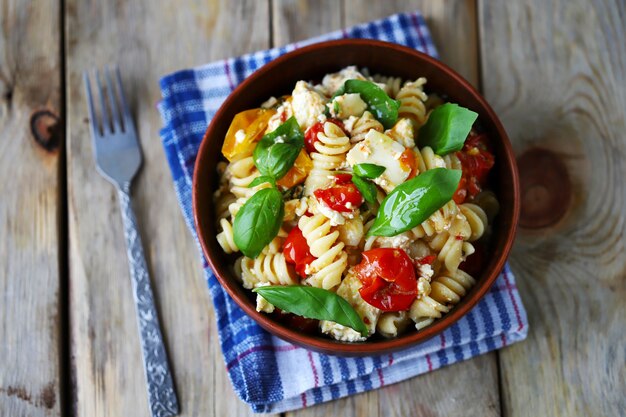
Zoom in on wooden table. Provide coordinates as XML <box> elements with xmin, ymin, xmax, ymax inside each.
<box><xmin>1</xmin><ymin>0</ymin><xmax>624</xmax><ymax>416</ymax></box>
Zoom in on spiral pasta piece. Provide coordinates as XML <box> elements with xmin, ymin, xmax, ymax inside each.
<box><xmin>214</xmin><ymin>189</ymin><xmax>236</xmax><ymax>221</ymax></box>
<box><xmin>304</xmin><ymin>122</ymin><xmax>350</xmax><ymax>195</ymax></box>
<box><xmin>298</xmin><ymin>214</ymin><xmax>347</xmax><ymax>290</ymax></box>
<box><xmin>459</xmin><ymin>203</ymin><xmax>488</xmax><ymax>242</ymax></box>
<box><xmin>427</xmin><ymin>214</ymin><xmax>473</xmax><ymax>273</ymax></box>
<box><xmin>226</xmin><ymin>155</ymin><xmax>260</xmax><ymax>199</ymax></box>
<box><xmin>336</xmin><ymin>217</ymin><xmax>365</xmax><ymax>247</ymax></box>
<box><xmin>371</xmin><ymin>74</ymin><xmax>403</xmax><ymax>98</ymax></box>
<box><xmin>237</xmin><ymin>252</ymin><xmax>298</xmax><ymax>290</ymax></box>
<box><xmin>349</xmin><ymin>111</ymin><xmax>384</xmax><ymax>143</ymax></box>
<box><xmin>410</xmin><ymin>269</ymin><xmax>475</xmax><ymax>330</ymax></box>
<box><xmin>414</xmin><ymin>146</ymin><xmax>462</xmax><ymax>174</ymax></box>
<box><xmin>216</xmin><ymin>218</ymin><xmax>238</xmax><ymax>254</ymax></box>
<box><xmin>377</xmin><ymin>311</ymin><xmax>411</xmax><ymax>338</ymax></box>
<box><xmin>411</xmin><ymin>200</ymin><xmax>459</xmax><ymax>239</ymax></box>
<box><xmin>397</xmin><ymin>78</ymin><xmax>428</xmax><ymax>127</ymax></box>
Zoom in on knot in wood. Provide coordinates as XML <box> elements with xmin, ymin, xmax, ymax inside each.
<box><xmin>517</xmin><ymin>148</ymin><xmax>571</xmax><ymax>229</ymax></box>
<box><xmin>30</xmin><ymin>110</ymin><xmax>62</xmax><ymax>152</ymax></box>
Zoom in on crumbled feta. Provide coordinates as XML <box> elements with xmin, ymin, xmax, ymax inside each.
<box><xmin>417</xmin><ymin>263</ymin><xmax>434</xmax><ymax>280</ymax></box>
<box><xmin>316</xmin><ymin>200</ymin><xmax>346</xmax><ymax>226</ymax></box>
<box><xmin>274</xmin><ymin>135</ymin><xmax>286</xmax><ymax>144</ymax></box>
<box><xmin>320</xmin><ymin>321</ymin><xmax>366</xmax><ymax>342</ymax></box>
<box><xmin>291</xmin><ymin>81</ymin><xmax>327</xmax><ymax>129</ymax></box>
<box><xmin>320</xmin><ymin>272</ymin><xmax>380</xmax><ymax>341</ymax></box>
<box><xmin>234</xmin><ymin>129</ymin><xmax>246</xmax><ymax>143</ymax></box>
<box><xmin>342</xmin><ymin>115</ymin><xmax>359</xmax><ymax>133</ymax></box>
<box><xmin>321</xmin><ymin>66</ymin><xmax>368</xmax><ymax>95</ymax></box>
<box><xmin>266</xmin><ymin>101</ymin><xmax>293</xmax><ymax>133</ymax></box>
<box><xmin>370</xmin><ymin>232</ymin><xmax>413</xmax><ymax>251</ymax></box>
<box><xmin>417</xmin><ymin>277</ymin><xmax>432</xmax><ymax>299</ymax></box>
<box><xmin>385</xmin><ymin>118</ymin><xmax>415</xmax><ymax>148</ymax></box>
<box><xmin>256</xmin><ymin>293</ymin><xmax>275</xmax><ymax>313</ymax></box>
<box><xmin>346</xmin><ymin>130</ymin><xmax>411</xmax><ymax>193</ymax></box>
<box><xmin>329</xmin><ymin>93</ymin><xmax>367</xmax><ymax>119</ymax></box>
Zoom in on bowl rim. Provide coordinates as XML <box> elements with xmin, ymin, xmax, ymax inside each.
<box><xmin>193</xmin><ymin>38</ymin><xmax>520</xmax><ymax>355</ymax></box>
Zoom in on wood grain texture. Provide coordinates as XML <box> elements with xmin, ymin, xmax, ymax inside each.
<box><xmin>65</xmin><ymin>1</ymin><xmax>273</xmax><ymax>416</ymax></box>
<box><xmin>286</xmin><ymin>1</ymin><xmax>500</xmax><ymax>415</ymax></box>
<box><xmin>0</xmin><ymin>1</ymin><xmax>62</xmax><ymax>416</ymax></box>
<box><xmin>344</xmin><ymin>0</ymin><xmax>479</xmax><ymax>87</ymax></box>
<box><xmin>479</xmin><ymin>0</ymin><xmax>626</xmax><ymax>416</ymax></box>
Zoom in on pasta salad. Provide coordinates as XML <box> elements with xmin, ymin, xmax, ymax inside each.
<box><xmin>213</xmin><ymin>66</ymin><xmax>498</xmax><ymax>342</ymax></box>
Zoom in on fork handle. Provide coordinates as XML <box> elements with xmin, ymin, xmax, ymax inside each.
<box><xmin>117</xmin><ymin>183</ymin><xmax>179</xmax><ymax>417</ymax></box>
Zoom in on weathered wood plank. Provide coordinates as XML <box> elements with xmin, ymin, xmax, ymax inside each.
<box><xmin>345</xmin><ymin>0</ymin><xmax>479</xmax><ymax>88</ymax></box>
<box><xmin>285</xmin><ymin>1</ymin><xmax>500</xmax><ymax>416</ymax></box>
<box><xmin>65</xmin><ymin>1</ymin><xmax>274</xmax><ymax>416</ymax></box>
<box><xmin>0</xmin><ymin>1</ymin><xmax>63</xmax><ymax>416</ymax></box>
<box><xmin>272</xmin><ymin>0</ymin><xmax>342</xmax><ymax>44</ymax></box>
<box><xmin>480</xmin><ymin>0</ymin><xmax>626</xmax><ymax>416</ymax></box>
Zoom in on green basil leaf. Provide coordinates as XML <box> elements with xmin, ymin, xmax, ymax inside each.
<box><xmin>233</xmin><ymin>188</ymin><xmax>284</xmax><ymax>258</ymax></box>
<box><xmin>248</xmin><ymin>175</ymin><xmax>275</xmax><ymax>188</ymax></box>
<box><xmin>352</xmin><ymin>175</ymin><xmax>378</xmax><ymax>204</ymax></box>
<box><xmin>367</xmin><ymin>168</ymin><xmax>462</xmax><ymax>237</ymax></box>
<box><xmin>252</xmin><ymin>285</ymin><xmax>369</xmax><ymax>336</ymax></box>
<box><xmin>418</xmin><ymin>103</ymin><xmax>478</xmax><ymax>155</ymax></box>
<box><xmin>342</xmin><ymin>79</ymin><xmax>400</xmax><ymax>129</ymax></box>
<box><xmin>354</xmin><ymin>163</ymin><xmax>386</xmax><ymax>179</ymax></box>
<box><xmin>253</xmin><ymin>117</ymin><xmax>304</xmax><ymax>180</ymax></box>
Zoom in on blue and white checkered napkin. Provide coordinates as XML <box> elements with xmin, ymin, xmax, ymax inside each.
<box><xmin>158</xmin><ymin>11</ymin><xmax>528</xmax><ymax>414</ymax></box>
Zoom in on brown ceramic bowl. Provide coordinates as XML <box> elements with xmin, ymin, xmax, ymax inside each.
<box><xmin>193</xmin><ymin>39</ymin><xmax>519</xmax><ymax>356</ymax></box>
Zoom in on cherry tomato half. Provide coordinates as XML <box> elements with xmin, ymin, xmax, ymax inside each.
<box><xmin>454</xmin><ymin>132</ymin><xmax>495</xmax><ymax>203</ymax></box>
<box><xmin>354</xmin><ymin>248</ymin><xmax>417</xmax><ymax>311</ymax></box>
<box><xmin>221</xmin><ymin>108</ymin><xmax>276</xmax><ymax>161</ymax></box>
<box><xmin>304</xmin><ymin>119</ymin><xmax>345</xmax><ymax>154</ymax></box>
<box><xmin>284</xmin><ymin>226</ymin><xmax>315</xmax><ymax>278</ymax></box>
<box><xmin>314</xmin><ymin>180</ymin><xmax>364</xmax><ymax>213</ymax></box>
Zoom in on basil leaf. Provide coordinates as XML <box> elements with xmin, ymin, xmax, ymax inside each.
<box><xmin>253</xmin><ymin>117</ymin><xmax>304</xmax><ymax>181</ymax></box>
<box><xmin>418</xmin><ymin>103</ymin><xmax>478</xmax><ymax>155</ymax></box>
<box><xmin>248</xmin><ymin>175</ymin><xmax>275</xmax><ymax>188</ymax></box>
<box><xmin>342</xmin><ymin>79</ymin><xmax>400</xmax><ymax>129</ymax></box>
<box><xmin>367</xmin><ymin>168</ymin><xmax>462</xmax><ymax>237</ymax></box>
<box><xmin>233</xmin><ymin>188</ymin><xmax>284</xmax><ymax>258</ymax></box>
<box><xmin>252</xmin><ymin>285</ymin><xmax>369</xmax><ymax>336</ymax></box>
<box><xmin>352</xmin><ymin>175</ymin><xmax>378</xmax><ymax>204</ymax></box>
<box><xmin>354</xmin><ymin>163</ymin><xmax>386</xmax><ymax>179</ymax></box>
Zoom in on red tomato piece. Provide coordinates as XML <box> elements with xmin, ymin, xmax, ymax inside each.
<box><xmin>455</xmin><ymin>132</ymin><xmax>495</xmax><ymax>203</ymax></box>
<box><xmin>334</xmin><ymin>173</ymin><xmax>353</xmax><ymax>185</ymax></box>
<box><xmin>416</xmin><ymin>254</ymin><xmax>437</xmax><ymax>266</ymax></box>
<box><xmin>304</xmin><ymin>119</ymin><xmax>345</xmax><ymax>154</ymax></box>
<box><xmin>453</xmin><ymin>176</ymin><xmax>468</xmax><ymax>204</ymax></box>
<box><xmin>284</xmin><ymin>226</ymin><xmax>315</xmax><ymax>278</ymax></box>
<box><xmin>314</xmin><ymin>181</ymin><xmax>364</xmax><ymax>213</ymax></box>
<box><xmin>354</xmin><ymin>248</ymin><xmax>417</xmax><ymax>311</ymax></box>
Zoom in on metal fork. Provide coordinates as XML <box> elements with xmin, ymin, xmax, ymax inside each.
<box><xmin>84</xmin><ymin>68</ymin><xmax>179</xmax><ymax>417</ymax></box>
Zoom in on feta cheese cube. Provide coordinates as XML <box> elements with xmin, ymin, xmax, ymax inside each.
<box><xmin>291</xmin><ymin>81</ymin><xmax>327</xmax><ymax>129</ymax></box>
<box><xmin>330</xmin><ymin>93</ymin><xmax>367</xmax><ymax>118</ymax></box>
<box><xmin>346</xmin><ymin>130</ymin><xmax>411</xmax><ymax>193</ymax></box>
